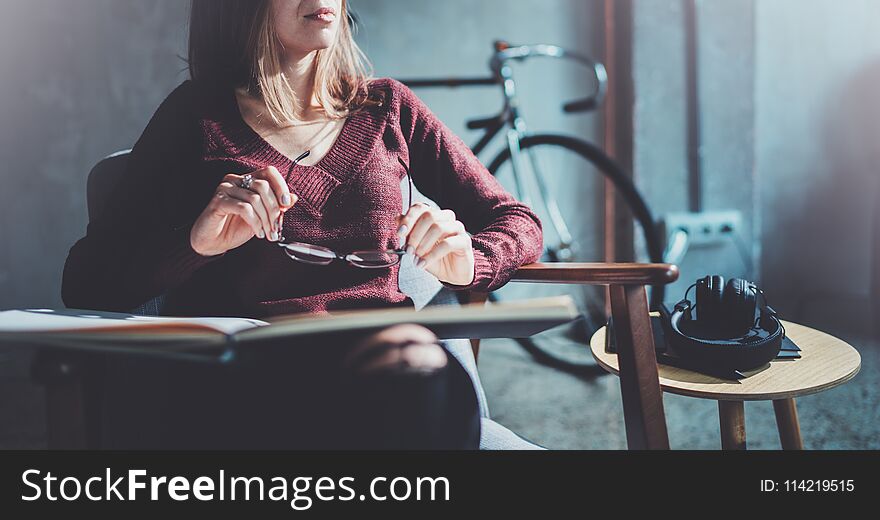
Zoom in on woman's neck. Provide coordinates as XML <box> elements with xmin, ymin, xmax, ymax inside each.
<box><xmin>279</xmin><ymin>51</ymin><xmax>321</xmax><ymax>122</ymax></box>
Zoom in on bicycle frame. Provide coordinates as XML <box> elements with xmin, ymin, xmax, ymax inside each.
<box><xmin>400</xmin><ymin>41</ymin><xmax>608</xmax><ymax>261</ymax></box>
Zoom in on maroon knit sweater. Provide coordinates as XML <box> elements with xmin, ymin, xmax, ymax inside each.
<box><xmin>62</xmin><ymin>79</ymin><xmax>543</xmax><ymax>318</ymax></box>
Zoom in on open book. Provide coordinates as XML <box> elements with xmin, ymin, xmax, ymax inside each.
<box><xmin>0</xmin><ymin>296</ymin><xmax>578</xmax><ymax>352</ymax></box>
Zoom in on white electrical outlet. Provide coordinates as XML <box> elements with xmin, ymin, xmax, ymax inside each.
<box><xmin>661</xmin><ymin>211</ymin><xmax>743</xmax><ymax>247</ymax></box>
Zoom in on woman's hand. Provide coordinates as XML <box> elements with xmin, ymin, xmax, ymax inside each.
<box><xmin>191</xmin><ymin>166</ymin><xmax>297</xmax><ymax>257</ymax></box>
<box><xmin>396</xmin><ymin>203</ymin><xmax>475</xmax><ymax>286</ymax></box>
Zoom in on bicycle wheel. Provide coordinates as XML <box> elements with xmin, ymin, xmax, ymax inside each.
<box><xmin>485</xmin><ymin>134</ymin><xmax>663</xmax><ymax>373</ymax></box>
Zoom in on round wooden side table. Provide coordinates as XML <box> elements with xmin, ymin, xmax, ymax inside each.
<box><xmin>590</xmin><ymin>321</ymin><xmax>861</xmax><ymax>449</ymax></box>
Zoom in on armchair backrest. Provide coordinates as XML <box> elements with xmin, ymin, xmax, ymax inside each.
<box><xmin>87</xmin><ymin>150</ymin><xmax>131</xmax><ymax>222</ymax></box>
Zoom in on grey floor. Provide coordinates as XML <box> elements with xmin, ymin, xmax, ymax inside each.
<box><xmin>479</xmin><ymin>316</ymin><xmax>879</xmax><ymax>450</ymax></box>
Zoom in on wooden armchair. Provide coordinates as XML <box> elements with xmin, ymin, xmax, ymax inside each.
<box><xmin>465</xmin><ymin>262</ymin><xmax>679</xmax><ymax>450</ymax></box>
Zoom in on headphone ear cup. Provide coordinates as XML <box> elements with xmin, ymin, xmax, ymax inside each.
<box><xmin>723</xmin><ymin>278</ymin><xmax>757</xmax><ymax>335</ymax></box>
<box><xmin>696</xmin><ymin>275</ymin><xmax>725</xmax><ymax>327</ymax></box>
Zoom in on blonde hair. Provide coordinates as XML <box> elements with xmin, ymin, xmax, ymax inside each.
<box><xmin>248</xmin><ymin>0</ymin><xmax>373</xmax><ymax>124</ymax></box>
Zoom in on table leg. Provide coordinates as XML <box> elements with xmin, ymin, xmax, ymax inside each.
<box><xmin>718</xmin><ymin>400</ymin><xmax>746</xmax><ymax>450</ymax></box>
<box><xmin>773</xmin><ymin>398</ymin><xmax>804</xmax><ymax>450</ymax></box>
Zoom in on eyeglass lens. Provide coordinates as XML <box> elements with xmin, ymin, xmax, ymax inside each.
<box><xmin>282</xmin><ymin>242</ymin><xmax>336</xmax><ymax>265</ymax></box>
<box><xmin>346</xmin><ymin>251</ymin><xmax>404</xmax><ymax>268</ymax></box>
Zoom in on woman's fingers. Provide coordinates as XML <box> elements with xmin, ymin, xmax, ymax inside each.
<box><xmin>213</xmin><ymin>191</ymin><xmax>264</xmax><ymax>238</ymax></box>
<box><xmin>412</xmin><ymin>219</ymin><xmax>464</xmax><ymax>259</ymax></box>
<box><xmin>396</xmin><ymin>203</ymin><xmax>429</xmax><ymax>246</ymax></box>
<box><xmin>253</xmin><ymin>166</ymin><xmax>294</xmax><ymax>209</ymax></box>
<box><xmin>397</xmin><ymin>205</ymin><xmax>466</xmax><ymax>269</ymax></box>
<box><xmin>251</xmin><ymin>167</ymin><xmax>295</xmax><ymax>237</ymax></box>
<box><xmin>402</xmin><ymin>206</ymin><xmax>455</xmax><ymax>253</ymax></box>
<box><xmin>193</xmin><ymin>170</ymin><xmax>292</xmax><ymax>256</ymax></box>
<box><xmin>419</xmin><ymin>234</ymin><xmax>473</xmax><ymax>269</ymax></box>
<box><xmin>218</xmin><ymin>181</ymin><xmax>274</xmax><ymax>239</ymax></box>
<box><xmin>246</xmin><ymin>178</ymin><xmax>282</xmax><ymax>238</ymax></box>
<box><xmin>223</xmin><ymin>170</ymin><xmax>297</xmax><ymax>241</ymax></box>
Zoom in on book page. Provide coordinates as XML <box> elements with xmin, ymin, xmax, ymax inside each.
<box><xmin>0</xmin><ymin>308</ymin><xmax>267</xmax><ymax>336</ymax></box>
<box><xmin>0</xmin><ymin>297</ymin><xmax>577</xmax><ymax>352</ymax></box>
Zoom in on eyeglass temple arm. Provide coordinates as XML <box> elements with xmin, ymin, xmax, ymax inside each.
<box><xmin>397</xmin><ymin>157</ymin><xmax>413</xmax><ymax>209</ymax></box>
<box><xmin>278</xmin><ymin>150</ymin><xmax>312</xmax><ymax>242</ymax></box>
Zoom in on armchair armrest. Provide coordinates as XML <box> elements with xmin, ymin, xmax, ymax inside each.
<box><xmin>510</xmin><ymin>262</ymin><xmax>679</xmax><ymax>286</ymax></box>
<box><xmin>468</xmin><ymin>261</ymin><xmax>678</xmax><ymax>449</ymax></box>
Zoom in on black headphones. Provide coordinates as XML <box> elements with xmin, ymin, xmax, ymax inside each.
<box><xmin>666</xmin><ymin>275</ymin><xmax>785</xmax><ymax>371</ymax></box>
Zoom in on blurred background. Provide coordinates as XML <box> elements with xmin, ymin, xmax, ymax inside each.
<box><xmin>0</xmin><ymin>0</ymin><xmax>877</xmax><ymax>448</ymax></box>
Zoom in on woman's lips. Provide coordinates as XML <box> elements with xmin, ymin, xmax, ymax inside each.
<box><xmin>305</xmin><ymin>7</ymin><xmax>336</xmax><ymax>23</ymax></box>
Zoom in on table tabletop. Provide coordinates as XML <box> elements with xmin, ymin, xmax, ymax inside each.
<box><xmin>589</xmin><ymin>320</ymin><xmax>861</xmax><ymax>401</ymax></box>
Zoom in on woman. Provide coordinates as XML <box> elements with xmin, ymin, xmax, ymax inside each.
<box><xmin>62</xmin><ymin>0</ymin><xmax>543</xmax><ymax>449</ymax></box>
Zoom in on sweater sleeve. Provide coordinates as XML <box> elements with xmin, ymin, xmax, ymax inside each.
<box><xmin>392</xmin><ymin>80</ymin><xmax>544</xmax><ymax>292</ymax></box>
<box><xmin>61</xmin><ymin>81</ymin><xmax>221</xmax><ymax>312</ymax></box>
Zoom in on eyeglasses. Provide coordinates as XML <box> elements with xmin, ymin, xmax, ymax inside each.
<box><xmin>278</xmin><ymin>241</ymin><xmax>407</xmax><ymax>269</ymax></box>
<box><xmin>277</xmin><ymin>156</ymin><xmax>414</xmax><ymax>269</ymax></box>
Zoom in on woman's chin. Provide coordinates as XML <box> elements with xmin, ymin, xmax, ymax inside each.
<box><xmin>312</xmin><ymin>32</ymin><xmax>336</xmax><ymax>46</ymax></box>
<box><xmin>281</xmin><ymin>32</ymin><xmax>337</xmax><ymax>54</ymax></box>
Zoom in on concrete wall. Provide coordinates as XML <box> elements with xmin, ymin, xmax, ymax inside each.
<box><xmin>629</xmin><ymin>0</ymin><xmax>757</xmax><ymax>299</ymax></box>
<box><xmin>0</xmin><ymin>0</ymin><xmax>190</xmax><ymax>311</ymax></box>
<box><xmin>629</xmin><ymin>0</ymin><xmax>880</xmax><ymax>327</ymax></box>
<box><xmin>755</xmin><ymin>0</ymin><xmax>880</xmax><ymax>326</ymax></box>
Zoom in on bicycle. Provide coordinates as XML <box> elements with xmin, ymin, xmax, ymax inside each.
<box><xmin>399</xmin><ymin>41</ymin><xmax>664</xmax><ymax>373</ymax></box>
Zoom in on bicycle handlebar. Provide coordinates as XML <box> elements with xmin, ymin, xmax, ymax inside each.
<box><xmin>562</xmin><ymin>98</ymin><xmax>599</xmax><ymax>113</ymax></box>
<box><xmin>399</xmin><ymin>77</ymin><xmax>498</xmax><ymax>89</ymax></box>
<box><xmin>466</xmin><ymin>115</ymin><xmax>505</xmax><ymax>130</ymax></box>
<box><xmin>491</xmin><ymin>42</ymin><xmax>608</xmax><ymax>114</ymax></box>
<box><xmin>399</xmin><ymin>41</ymin><xmax>608</xmax><ymax>118</ymax></box>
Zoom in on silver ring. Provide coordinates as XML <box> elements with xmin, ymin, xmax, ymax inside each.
<box><xmin>239</xmin><ymin>174</ymin><xmax>254</xmax><ymax>190</ymax></box>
